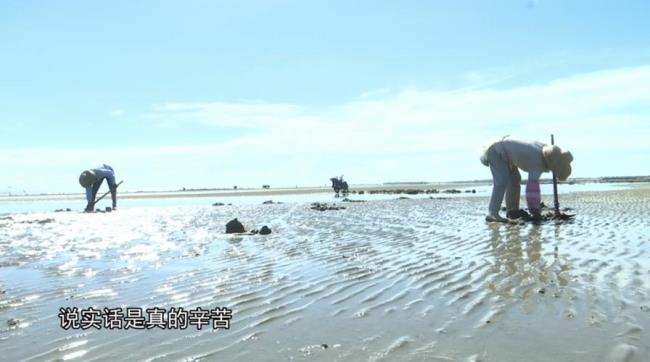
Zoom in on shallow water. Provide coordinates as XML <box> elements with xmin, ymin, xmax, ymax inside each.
<box><xmin>0</xmin><ymin>187</ymin><xmax>648</xmax><ymax>361</ymax></box>
<box><xmin>0</xmin><ymin>182</ymin><xmax>631</xmax><ymax>215</ymax></box>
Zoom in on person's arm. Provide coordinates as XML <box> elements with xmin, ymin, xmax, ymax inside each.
<box><xmin>526</xmin><ymin>171</ymin><xmax>542</xmax><ymax>216</ymax></box>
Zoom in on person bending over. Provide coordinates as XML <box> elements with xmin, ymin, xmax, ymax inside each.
<box><xmin>480</xmin><ymin>137</ymin><xmax>573</xmax><ymax>222</ymax></box>
<box><xmin>79</xmin><ymin>164</ymin><xmax>118</xmax><ymax>212</ymax></box>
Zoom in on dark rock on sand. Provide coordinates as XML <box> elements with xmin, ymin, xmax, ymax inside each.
<box><xmin>342</xmin><ymin>198</ymin><xmax>366</xmax><ymax>203</ymax></box>
<box><xmin>226</xmin><ymin>218</ymin><xmax>246</xmax><ymax>233</ymax></box>
<box><xmin>507</xmin><ymin>209</ymin><xmax>531</xmax><ymax>219</ymax></box>
<box><xmin>519</xmin><ymin>211</ymin><xmax>575</xmax><ymax>223</ymax></box>
<box><xmin>249</xmin><ymin>225</ymin><xmax>272</xmax><ymax>235</ymax></box>
<box><xmin>213</xmin><ymin>202</ymin><xmax>225</xmax><ymax>206</ymax></box>
<box><xmin>310</xmin><ymin>202</ymin><xmax>346</xmax><ymax>211</ymax></box>
<box><xmin>262</xmin><ymin>200</ymin><xmax>282</xmax><ymax>205</ymax></box>
<box><xmin>443</xmin><ymin>189</ymin><xmax>462</xmax><ymax>194</ymax></box>
<box><xmin>358</xmin><ymin>190</ymin><xmax>365</xmax><ymax>194</ymax></box>
<box><xmin>19</xmin><ymin>218</ymin><xmax>55</xmax><ymax>224</ymax></box>
<box><xmin>546</xmin><ymin>211</ymin><xmax>574</xmax><ymax>221</ymax></box>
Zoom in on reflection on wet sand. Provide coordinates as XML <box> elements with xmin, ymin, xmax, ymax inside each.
<box><xmin>0</xmin><ymin>187</ymin><xmax>649</xmax><ymax>361</ymax></box>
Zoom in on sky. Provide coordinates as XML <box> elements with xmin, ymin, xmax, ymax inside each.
<box><xmin>1</xmin><ymin>0</ymin><xmax>649</xmax><ymax>194</ymax></box>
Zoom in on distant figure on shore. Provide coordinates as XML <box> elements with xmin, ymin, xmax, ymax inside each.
<box><xmin>480</xmin><ymin>137</ymin><xmax>573</xmax><ymax>222</ymax></box>
<box><xmin>330</xmin><ymin>175</ymin><xmax>349</xmax><ymax>196</ymax></box>
<box><xmin>79</xmin><ymin>164</ymin><xmax>118</xmax><ymax>212</ymax></box>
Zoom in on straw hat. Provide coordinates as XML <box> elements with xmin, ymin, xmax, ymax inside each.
<box><xmin>79</xmin><ymin>170</ymin><xmax>98</xmax><ymax>188</ymax></box>
<box><xmin>542</xmin><ymin>145</ymin><xmax>573</xmax><ymax>181</ymax></box>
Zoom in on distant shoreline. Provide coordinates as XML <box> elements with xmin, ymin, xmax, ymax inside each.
<box><xmin>0</xmin><ymin>183</ymin><xmax>476</xmax><ymax>202</ymax></box>
<box><xmin>1</xmin><ymin>176</ymin><xmax>649</xmax><ymax>202</ymax></box>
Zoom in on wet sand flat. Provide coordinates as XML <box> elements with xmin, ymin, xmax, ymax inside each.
<box><xmin>1</xmin><ymin>187</ymin><xmax>649</xmax><ymax>361</ymax></box>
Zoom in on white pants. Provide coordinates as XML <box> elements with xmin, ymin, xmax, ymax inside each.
<box><xmin>486</xmin><ymin>146</ymin><xmax>521</xmax><ymax>216</ymax></box>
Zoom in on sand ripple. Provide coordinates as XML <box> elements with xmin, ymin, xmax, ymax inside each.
<box><xmin>1</xmin><ymin>187</ymin><xmax>649</xmax><ymax>361</ymax></box>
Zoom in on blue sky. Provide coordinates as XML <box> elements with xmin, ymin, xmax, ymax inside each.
<box><xmin>1</xmin><ymin>0</ymin><xmax>649</xmax><ymax>194</ymax></box>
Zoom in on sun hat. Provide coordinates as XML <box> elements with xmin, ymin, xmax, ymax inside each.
<box><xmin>542</xmin><ymin>145</ymin><xmax>573</xmax><ymax>181</ymax></box>
<box><xmin>79</xmin><ymin>170</ymin><xmax>98</xmax><ymax>188</ymax></box>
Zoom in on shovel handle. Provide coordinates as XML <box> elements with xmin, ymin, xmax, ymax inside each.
<box><xmin>550</xmin><ymin>135</ymin><xmax>560</xmax><ymax>216</ymax></box>
<box><xmin>94</xmin><ymin>180</ymin><xmax>123</xmax><ymax>205</ymax></box>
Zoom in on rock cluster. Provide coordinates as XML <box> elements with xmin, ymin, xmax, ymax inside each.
<box><xmin>18</xmin><ymin>218</ymin><xmax>55</xmax><ymax>224</ymax></box>
<box><xmin>359</xmin><ymin>188</ymin><xmax>473</xmax><ymax>195</ymax></box>
<box><xmin>310</xmin><ymin>203</ymin><xmax>346</xmax><ymax>211</ymax></box>
<box><xmin>225</xmin><ymin>218</ymin><xmax>273</xmax><ymax>235</ymax></box>
<box><xmin>251</xmin><ymin>226</ymin><xmax>272</xmax><ymax>235</ymax></box>
<box><xmin>262</xmin><ymin>200</ymin><xmax>282</xmax><ymax>205</ymax></box>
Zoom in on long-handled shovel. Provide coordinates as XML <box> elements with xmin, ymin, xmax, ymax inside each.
<box><xmin>550</xmin><ymin>135</ymin><xmax>561</xmax><ymax>217</ymax></box>
<box><xmin>549</xmin><ymin>136</ymin><xmax>574</xmax><ymax>221</ymax></box>
<box><xmin>94</xmin><ymin>180</ymin><xmax>123</xmax><ymax>205</ymax></box>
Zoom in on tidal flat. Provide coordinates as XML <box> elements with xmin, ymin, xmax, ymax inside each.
<box><xmin>1</xmin><ymin>185</ymin><xmax>648</xmax><ymax>361</ymax></box>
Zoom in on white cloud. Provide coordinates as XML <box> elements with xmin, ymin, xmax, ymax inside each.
<box><xmin>110</xmin><ymin>109</ymin><xmax>125</xmax><ymax>117</ymax></box>
<box><xmin>150</xmin><ymin>101</ymin><xmax>303</xmax><ymax>129</ymax></box>
<box><xmin>358</xmin><ymin>87</ymin><xmax>391</xmax><ymax>100</ymax></box>
<box><xmin>3</xmin><ymin>65</ymin><xmax>650</xmax><ymax>192</ymax></box>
